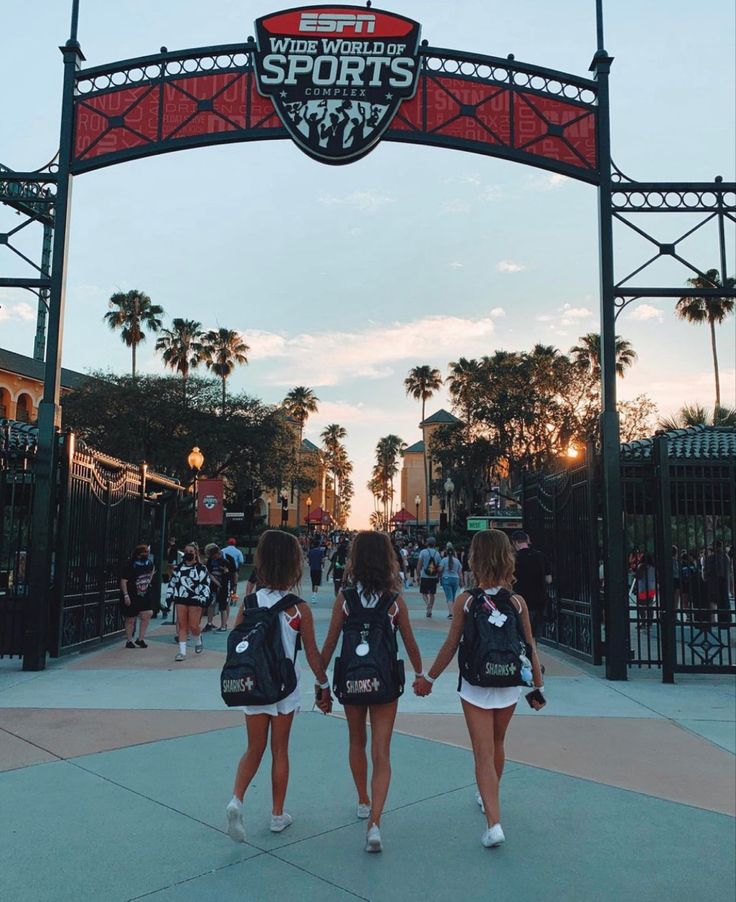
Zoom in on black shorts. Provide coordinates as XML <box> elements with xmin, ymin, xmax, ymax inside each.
<box><xmin>419</xmin><ymin>577</ymin><xmax>439</xmax><ymax>595</ymax></box>
<box><xmin>310</xmin><ymin>569</ymin><xmax>322</xmax><ymax>587</ymax></box>
<box><xmin>212</xmin><ymin>587</ymin><xmax>229</xmax><ymax>612</ymax></box>
<box><xmin>120</xmin><ymin>597</ymin><xmax>153</xmax><ymax>618</ymax></box>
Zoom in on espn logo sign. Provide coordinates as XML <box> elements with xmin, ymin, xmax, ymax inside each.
<box><xmin>299</xmin><ymin>13</ymin><xmax>376</xmax><ymax>34</ymax></box>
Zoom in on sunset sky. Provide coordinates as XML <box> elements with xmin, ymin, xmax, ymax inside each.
<box><xmin>1</xmin><ymin>0</ymin><xmax>734</xmax><ymax>527</ymax></box>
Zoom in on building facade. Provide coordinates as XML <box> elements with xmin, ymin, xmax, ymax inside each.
<box><xmin>0</xmin><ymin>348</ymin><xmax>88</xmax><ymax>423</ymax></box>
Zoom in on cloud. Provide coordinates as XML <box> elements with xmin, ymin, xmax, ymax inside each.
<box><xmin>449</xmin><ymin>261</ymin><xmax>464</xmax><ymax>269</ymax></box>
<box><xmin>628</xmin><ymin>303</ymin><xmax>664</xmax><ymax>322</ymax></box>
<box><xmin>490</xmin><ymin>307</ymin><xmax>506</xmax><ymax>318</ymax></box>
<box><xmin>496</xmin><ymin>260</ymin><xmax>525</xmax><ymax>273</ymax></box>
<box><xmin>0</xmin><ymin>301</ymin><xmax>35</xmax><ymax>322</ymax></box>
<box><xmin>528</xmin><ymin>172</ymin><xmax>570</xmax><ymax>191</ymax></box>
<box><xmin>480</xmin><ymin>185</ymin><xmax>503</xmax><ymax>202</ymax></box>
<box><xmin>244</xmin><ymin>313</ymin><xmax>499</xmax><ymax>387</ymax></box>
<box><xmin>536</xmin><ymin>302</ymin><xmax>594</xmax><ymax>330</ymax></box>
<box><xmin>318</xmin><ymin>189</ymin><xmax>395</xmax><ymax>212</ymax></box>
<box><xmin>444</xmin><ymin>173</ymin><xmax>482</xmax><ymax>186</ymax></box>
<box><xmin>441</xmin><ymin>199</ymin><xmax>472</xmax><ymax>214</ymax></box>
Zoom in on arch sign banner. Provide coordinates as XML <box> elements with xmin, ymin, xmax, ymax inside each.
<box><xmin>253</xmin><ymin>5</ymin><xmax>422</xmax><ymax>163</ymax></box>
<box><xmin>71</xmin><ymin>3</ymin><xmax>599</xmax><ymax>181</ymax></box>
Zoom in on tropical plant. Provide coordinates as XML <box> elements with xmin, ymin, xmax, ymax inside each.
<box><xmin>103</xmin><ymin>289</ymin><xmax>164</xmax><ymax>377</ymax></box>
<box><xmin>283</xmin><ymin>386</ymin><xmax>319</xmax><ymax>526</ymax></box>
<box><xmin>320</xmin><ymin>423</ymin><xmax>352</xmax><ymax>520</ymax></box>
<box><xmin>447</xmin><ymin>356</ymin><xmax>483</xmax><ymax>432</ymax></box>
<box><xmin>372</xmin><ymin>434</ymin><xmax>406</xmax><ymax>525</ymax></box>
<box><xmin>570</xmin><ymin>332</ymin><xmax>637</xmax><ymax>380</ymax></box>
<box><xmin>201</xmin><ymin>327</ymin><xmax>250</xmax><ymax>412</ymax></box>
<box><xmin>404</xmin><ymin>364</ymin><xmax>442</xmax><ymax>526</ymax></box>
<box><xmin>155</xmin><ymin>318</ymin><xmax>204</xmax><ymax>399</ymax></box>
<box><xmin>658</xmin><ymin>403</ymin><xmax>736</xmax><ymax>431</ymax></box>
<box><xmin>676</xmin><ymin>270</ymin><xmax>735</xmax><ymax>409</ymax></box>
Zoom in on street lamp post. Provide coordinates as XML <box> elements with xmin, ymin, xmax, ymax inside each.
<box><xmin>280</xmin><ymin>493</ymin><xmax>288</xmax><ymax>528</ymax></box>
<box><xmin>187</xmin><ymin>445</ymin><xmax>204</xmax><ymax>538</ymax></box>
<box><xmin>444</xmin><ymin>477</ymin><xmax>455</xmax><ymax>534</ymax></box>
<box><xmin>414</xmin><ymin>494</ymin><xmax>421</xmax><ymax>540</ymax></box>
<box><xmin>305</xmin><ymin>495</ymin><xmax>312</xmax><ymax>537</ymax></box>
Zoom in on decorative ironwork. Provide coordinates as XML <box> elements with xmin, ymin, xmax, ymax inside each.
<box><xmin>69</xmin><ymin>43</ymin><xmax>599</xmax><ymax>182</ymax></box>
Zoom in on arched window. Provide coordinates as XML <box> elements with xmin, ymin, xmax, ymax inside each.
<box><xmin>15</xmin><ymin>393</ymin><xmax>33</xmax><ymax>423</ymax></box>
<box><xmin>0</xmin><ymin>387</ymin><xmax>10</xmax><ymax>419</ymax></box>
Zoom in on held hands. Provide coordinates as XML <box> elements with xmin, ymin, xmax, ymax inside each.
<box><xmin>412</xmin><ymin>675</ymin><xmax>433</xmax><ymax>697</ymax></box>
<box><xmin>315</xmin><ymin>685</ymin><xmax>333</xmax><ymax>715</ymax></box>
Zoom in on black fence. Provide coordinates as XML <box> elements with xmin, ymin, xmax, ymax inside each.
<box><xmin>522</xmin><ymin>428</ymin><xmax>736</xmax><ymax>679</ymax></box>
<box><xmin>522</xmin><ymin>446</ymin><xmax>602</xmax><ymax>664</ymax></box>
<box><xmin>0</xmin><ymin>421</ymin><xmax>182</xmax><ymax>660</ymax></box>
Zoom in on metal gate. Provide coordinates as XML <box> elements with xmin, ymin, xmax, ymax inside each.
<box><xmin>522</xmin><ymin>446</ymin><xmax>602</xmax><ymax>664</ymax></box>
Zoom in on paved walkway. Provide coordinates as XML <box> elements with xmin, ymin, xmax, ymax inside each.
<box><xmin>1</xmin><ymin>575</ymin><xmax>734</xmax><ymax>901</ymax></box>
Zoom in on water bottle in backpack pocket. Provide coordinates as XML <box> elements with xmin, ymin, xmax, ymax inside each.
<box><xmin>333</xmin><ymin>589</ymin><xmax>405</xmax><ymax>705</ymax></box>
<box><xmin>220</xmin><ymin>593</ymin><xmax>299</xmax><ymax>707</ymax></box>
<box><xmin>458</xmin><ymin>588</ymin><xmax>532</xmax><ymax>688</ymax></box>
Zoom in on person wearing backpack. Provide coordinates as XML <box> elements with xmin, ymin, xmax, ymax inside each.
<box><xmin>223</xmin><ymin>530</ymin><xmax>332</xmax><ymax>844</ymax></box>
<box><xmin>320</xmin><ymin>531</ymin><xmax>424</xmax><ymax>854</ymax></box>
<box><xmin>413</xmin><ymin>529</ymin><xmax>545</xmax><ymax>850</ymax></box>
<box><xmin>326</xmin><ymin>535</ymin><xmax>349</xmax><ymax>596</ymax></box>
<box><xmin>417</xmin><ymin>536</ymin><xmax>442</xmax><ymax>617</ymax></box>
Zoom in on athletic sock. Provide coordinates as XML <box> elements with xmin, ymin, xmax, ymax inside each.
<box><xmin>230</xmin><ymin>795</ymin><xmax>242</xmax><ymax>808</ymax></box>
<box><xmin>179</xmin><ymin>641</ymin><xmax>186</xmax><ymax>655</ymax></box>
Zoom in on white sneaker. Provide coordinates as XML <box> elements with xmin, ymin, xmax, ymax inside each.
<box><xmin>481</xmin><ymin>823</ymin><xmax>505</xmax><ymax>848</ymax></box>
<box><xmin>270</xmin><ymin>812</ymin><xmax>293</xmax><ymax>833</ymax></box>
<box><xmin>476</xmin><ymin>792</ymin><xmax>485</xmax><ymax>813</ymax></box>
<box><xmin>226</xmin><ymin>800</ymin><xmax>246</xmax><ymax>843</ymax></box>
<box><xmin>365</xmin><ymin>823</ymin><xmax>382</xmax><ymax>853</ymax></box>
<box><xmin>357</xmin><ymin>803</ymin><xmax>371</xmax><ymax>819</ymax></box>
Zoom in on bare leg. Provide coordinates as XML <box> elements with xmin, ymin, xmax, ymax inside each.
<box><xmin>176</xmin><ymin>607</ymin><xmax>187</xmax><ymax>643</ymax></box>
<box><xmin>344</xmin><ymin>704</ymin><xmax>370</xmax><ymax>805</ymax></box>
<box><xmin>492</xmin><ymin>703</ymin><xmax>516</xmax><ymax>781</ymax></box>
<box><xmin>367</xmin><ymin>700</ymin><xmax>398</xmax><ymax>826</ymax></box>
<box><xmin>138</xmin><ymin>611</ymin><xmax>152</xmax><ymax>640</ymax></box>
<box><xmin>188</xmin><ymin>605</ymin><xmax>202</xmax><ymax>640</ymax></box>
<box><xmin>461</xmin><ymin>698</ymin><xmax>499</xmax><ymax>827</ymax></box>
<box><xmin>124</xmin><ymin>617</ymin><xmax>135</xmax><ymax>641</ymax></box>
<box><xmin>233</xmin><ymin>714</ymin><xmax>270</xmax><ymax>801</ymax></box>
<box><xmin>270</xmin><ymin>712</ymin><xmax>295</xmax><ymax>815</ymax></box>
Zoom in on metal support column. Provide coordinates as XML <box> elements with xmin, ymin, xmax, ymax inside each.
<box><xmin>23</xmin><ymin>7</ymin><xmax>84</xmax><ymax>669</ymax></box>
<box><xmin>591</xmin><ymin>12</ymin><xmax>628</xmax><ymax>679</ymax></box>
<box><xmin>653</xmin><ymin>436</ymin><xmax>675</xmax><ymax>683</ymax></box>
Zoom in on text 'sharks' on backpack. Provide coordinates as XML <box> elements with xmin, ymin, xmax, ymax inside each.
<box><xmin>333</xmin><ymin>588</ymin><xmax>405</xmax><ymax>705</ymax></box>
<box><xmin>220</xmin><ymin>594</ymin><xmax>299</xmax><ymax>707</ymax></box>
<box><xmin>458</xmin><ymin>588</ymin><xmax>533</xmax><ymax>689</ymax></box>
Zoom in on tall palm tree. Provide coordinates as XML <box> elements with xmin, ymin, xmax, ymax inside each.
<box><xmin>283</xmin><ymin>386</ymin><xmax>319</xmax><ymax>526</ymax></box>
<box><xmin>374</xmin><ymin>434</ymin><xmax>406</xmax><ymax>524</ymax></box>
<box><xmin>404</xmin><ymin>364</ymin><xmax>442</xmax><ymax>528</ymax></box>
<box><xmin>201</xmin><ymin>327</ymin><xmax>250</xmax><ymax>412</ymax></box>
<box><xmin>570</xmin><ymin>332</ymin><xmax>637</xmax><ymax>380</ymax></box>
<box><xmin>321</xmin><ymin>423</ymin><xmax>349</xmax><ymax>517</ymax></box>
<box><xmin>676</xmin><ymin>270</ymin><xmax>735</xmax><ymax>409</ymax></box>
<box><xmin>155</xmin><ymin>318</ymin><xmax>204</xmax><ymax>400</ymax></box>
<box><xmin>104</xmin><ymin>289</ymin><xmax>164</xmax><ymax>377</ymax></box>
<box><xmin>447</xmin><ymin>357</ymin><xmax>482</xmax><ymax>431</ymax></box>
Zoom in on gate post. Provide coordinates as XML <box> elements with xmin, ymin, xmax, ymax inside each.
<box><xmin>654</xmin><ymin>436</ymin><xmax>675</xmax><ymax>683</ymax></box>
<box><xmin>23</xmin><ymin>7</ymin><xmax>84</xmax><ymax>669</ymax></box>
<box><xmin>591</xmin><ymin>42</ymin><xmax>627</xmax><ymax>680</ymax></box>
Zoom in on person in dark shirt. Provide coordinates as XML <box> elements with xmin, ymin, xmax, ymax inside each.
<box><xmin>203</xmin><ymin>543</ymin><xmax>237</xmax><ymax>632</ymax></box>
<box><xmin>308</xmin><ymin>543</ymin><xmax>325</xmax><ymax>601</ymax></box>
<box><xmin>511</xmin><ymin>530</ymin><xmax>551</xmax><ymax>638</ymax></box>
<box><xmin>326</xmin><ymin>536</ymin><xmax>349</xmax><ymax>596</ymax></box>
<box><xmin>119</xmin><ymin>543</ymin><xmax>156</xmax><ymax>648</ymax></box>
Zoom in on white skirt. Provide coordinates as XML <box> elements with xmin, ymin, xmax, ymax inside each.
<box><xmin>458</xmin><ymin>678</ymin><xmax>522</xmax><ymax>710</ymax></box>
<box><xmin>242</xmin><ymin>670</ymin><xmax>302</xmax><ymax>717</ymax></box>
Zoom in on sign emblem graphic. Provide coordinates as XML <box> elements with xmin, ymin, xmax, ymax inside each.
<box><xmin>253</xmin><ymin>5</ymin><xmax>422</xmax><ymax>164</ymax></box>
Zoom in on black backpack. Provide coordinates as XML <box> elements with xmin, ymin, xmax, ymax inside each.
<box><xmin>220</xmin><ymin>593</ymin><xmax>300</xmax><ymax>707</ymax></box>
<box><xmin>458</xmin><ymin>588</ymin><xmax>531</xmax><ymax>688</ymax></box>
<box><xmin>333</xmin><ymin>588</ymin><xmax>405</xmax><ymax>705</ymax></box>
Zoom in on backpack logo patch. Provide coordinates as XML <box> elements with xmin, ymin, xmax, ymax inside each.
<box><xmin>235</xmin><ymin>640</ymin><xmax>249</xmax><ymax>653</ymax></box>
<box><xmin>253</xmin><ymin>5</ymin><xmax>422</xmax><ymax>164</ymax></box>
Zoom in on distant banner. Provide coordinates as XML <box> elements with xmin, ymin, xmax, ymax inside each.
<box><xmin>197</xmin><ymin>478</ymin><xmax>224</xmax><ymax>525</ymax></box>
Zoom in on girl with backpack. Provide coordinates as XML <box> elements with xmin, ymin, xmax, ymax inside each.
<box><xmin>439</xmin><ymin>542</ymin><xmax>463</xmax><ymax>618</ymax></box>
<box><xmin>321</xmin><ymin>531</ymin><xmax>424</xmax><ymax>854</ymax></box>
<box><xmin>413</xmin><ymin>529</ymin><xmax>545</xmax><ymax>849</ymax></box>
<box><xmin>225</xmin><ymin>530</ymin><xmax>331</xmax><ymax>844</ymax></box>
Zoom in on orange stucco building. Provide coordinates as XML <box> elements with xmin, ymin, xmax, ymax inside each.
<box><xmin>0</xmin><ymin>348</ymin><xmax>88</xmax><ymax>423</ymax></box>
<box><xmin>400</xmin><ymin>408</ymin><xmax>462</xmax><ymax>528</ymax></box>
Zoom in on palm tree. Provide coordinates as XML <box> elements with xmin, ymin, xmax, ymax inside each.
<box><xmin>570</xmin><ymin>332</ymin><xmax>637</xmax><ymax>379</ymax></box>
<box><xmin>404</xmin><ymin>364</ymin><xmax>442</xmax><ymax>527</ymax></box>
<box><xmin>104</xmin><ymin>289</ymin><xmax>164</xmax><ymax>377</ymax></box>
<box><xmin>283</xmin><ymin>386</ymin><xmax>319</xmax><ymax>526</ymax></box>
<box><xmin>201</xmin><ymin>327</ymin><xmax>250</xmax><ymax>412</ymax></box>
<box><xmin>374</xmin><ymin>434</ymin><xmax>406</xmax><ymax>524</ymax></box>
<box><xmin>155</xmin><ymin>318</ymin><xmax>204</xmax><ymax>400</ymax></box>
<box><xmin>447</xmin><ymin>357</ymin><xmax>482</xmax><ymax>431</ymax></box>
<box><xmin>676</xmin><ymin>270</ymin><xmax>735</xmax><ymax>409</ymax></box>
<box><xmin>321</xmin><ymin>423</ymin><xmax>349</xmax><ymax>518</ymax></box>
<box><xmin>658</xmin><ymin>403</ymin><xmax>736</xmax><ymax>431</ymax></box>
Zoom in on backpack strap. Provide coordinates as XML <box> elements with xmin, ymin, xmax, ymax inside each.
<box><xmin>376</xmin><ymin>591</ymin><xmax>399</xmax><ymax>614</ymax></box>
<box><xmin>342</xmin><ymin>587</ymin><xmax>363</xmax><ymax>616</ymax></box>
<box><xmin>269</xmin><ymin>593</ymin><xmax>302</xmax><ymax>615</ymax></box>
<box><xmin>244</xmin><ymin>593</ymin><xmax>259</xmax><ymax>610</ymax></box>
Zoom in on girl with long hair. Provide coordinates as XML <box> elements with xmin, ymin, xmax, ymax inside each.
<box><xmin>414</xmin><ymin>529</ymin><xmax>545</xmax><ymax>849</ymax></box>
<box><xmin>321</xmin><ymin>530</ymin><xmax>423</xmax><ymax>853</ymax></box>
<box><xmin>226</xmin><ymin>530</ymin><xmax>331</xmax><ymax>843</ymax></box>
<box><xmin>438</xmin><ymin>541</ymin><xmax>463</xmax><ymax>617</ymax></box>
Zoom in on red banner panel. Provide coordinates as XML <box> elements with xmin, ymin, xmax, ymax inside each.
<box><xmin>197</xmin><ymin>478</ymin><xmax>224</xmax><ymax>526</ymax></box>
